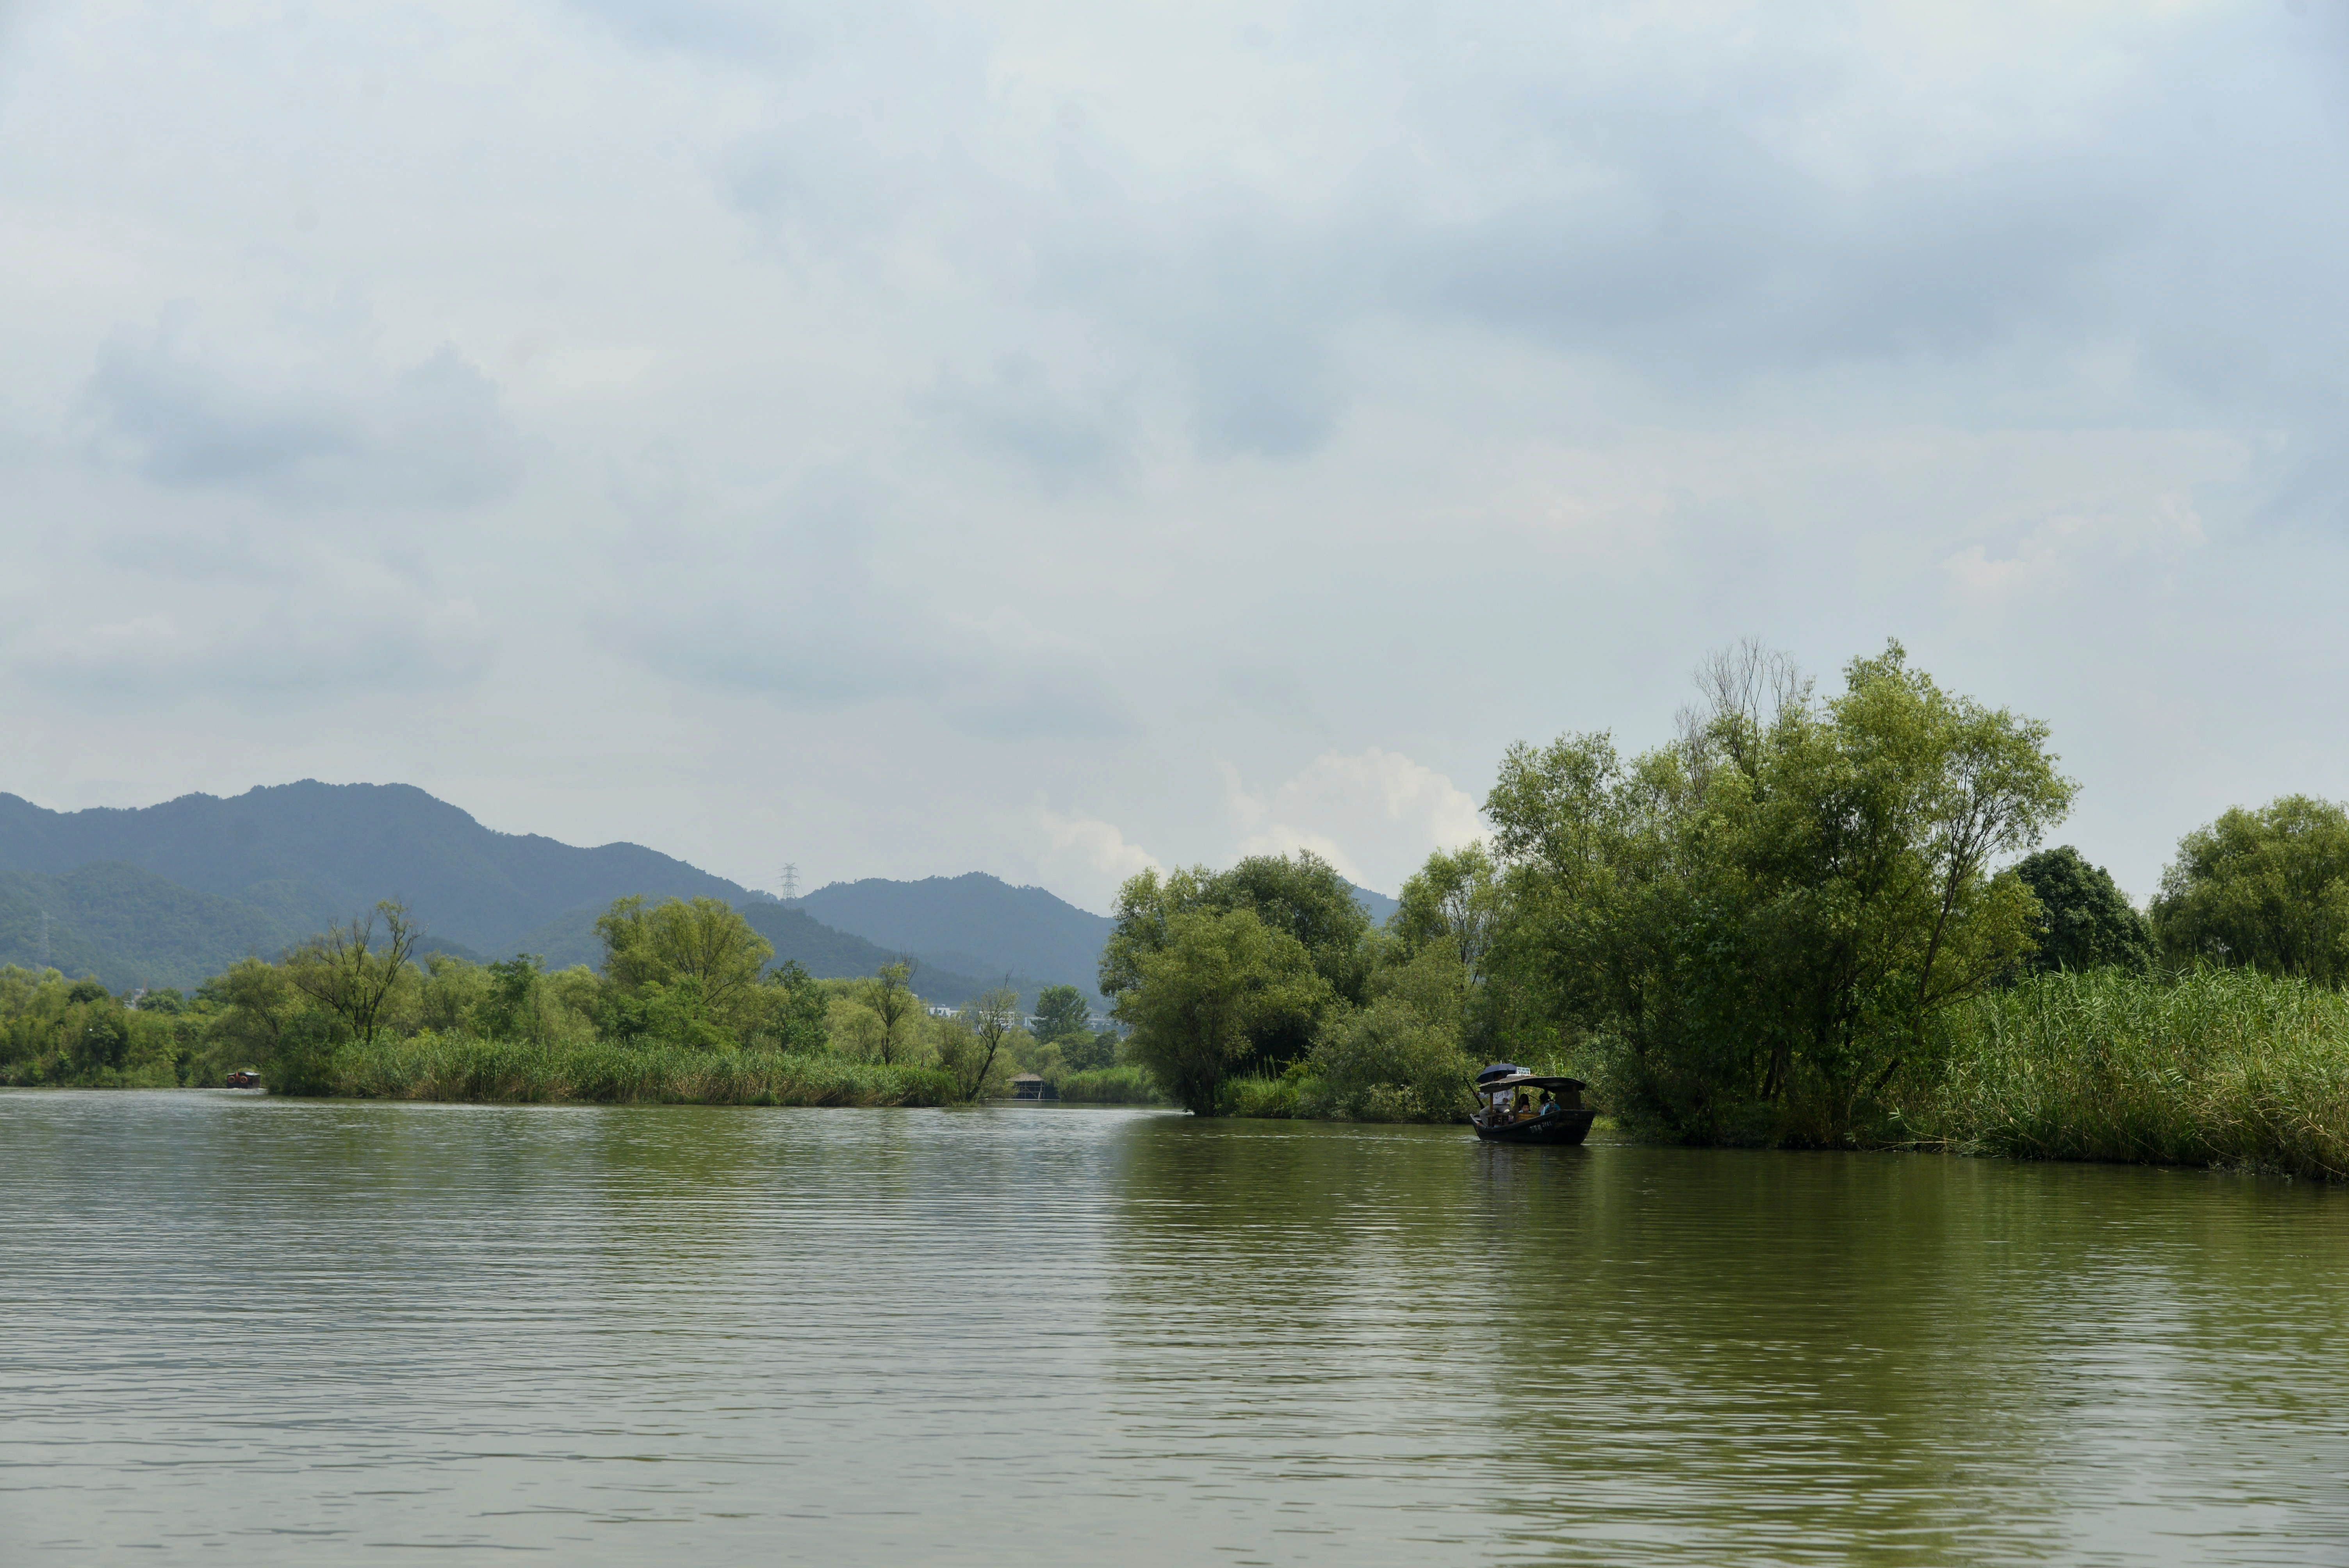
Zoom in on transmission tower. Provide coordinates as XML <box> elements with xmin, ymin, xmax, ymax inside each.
<box><xmin>778</xmin><ymin>863</ymin><xmax>800</xmax><ymax>902</ymax></box>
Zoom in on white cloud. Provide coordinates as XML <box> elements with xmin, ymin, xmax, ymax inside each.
<box><xmin>1033</xmin><ymin>805</ymin><xmax>1159</xmax><ymax>911</ymax></box>
<box><xmin>0</xmin><ymin>0</ymin><xmax>2345</xmax><ymax>907</ymax></box>
<box><xmin>1226</xmin><ymin>748</ymin><xmax>1486</xmax><ymax>894</ymax></box>
<box><xmin>1939</xmin><ymin>480</ymin><xmax>2216</xmax><ymax>606</ymax></box>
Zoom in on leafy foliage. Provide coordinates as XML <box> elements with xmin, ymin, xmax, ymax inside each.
<box><xmin>2015</xmin><ymin>846</ymin><xmax>2151</xmax><ymax>974</ymax></box>
<box><xmin>937</xmin><ymin>984</ymin><xmax>1023</xmax><ymax>1100</ymax></box>
<box><xmin>2151</xmin><ymin>796</ymin><xmax>2349</xmax><ymax>984</ymax></box>
<box><xmin>1100</xmin><ymin>851</ymin><xmax>1368</xmax><ymax>1104</ymax></box>
<box><xmin>1481</xmin><ymin>641</ymin><xmax>2074</xmax><ymax>1143</ymax></box>
<box><xmin>1111</xmin><ymin>905</ymin><xmax>1330</xmax><ymax>1114</ymax></box>
<box><xmin>1303</xmin><ymin>994</ymin><xmax>1474</xmax><ymax>1122</ymax></box>
<box><xmin>285</xmin><ymin>902</ymin><xmax>419</xmax><ymax>1046</ymax></box>
<box><xmin>1030</xmin><ymin>984</ymin><xmax>1092</xmax><ymax>1048</ymax></box>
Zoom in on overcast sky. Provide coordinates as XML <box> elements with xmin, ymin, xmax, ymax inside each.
<box><xmin>4</xmin><ymin>1</ymin><xmax>2347</xmax><ymax>911</ymax></box>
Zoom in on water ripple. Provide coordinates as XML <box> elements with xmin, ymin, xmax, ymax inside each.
<box><xmin>2</xmin><ymin>1092</ymin><xmax>2345</xmax><ymax>1564</ymax></box>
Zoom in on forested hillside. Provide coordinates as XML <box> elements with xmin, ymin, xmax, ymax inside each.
<box><xmin>0</xmin><ymin>863</ymin><xmax>306</xmax><ymax>990</ymax></box>
<box><xmin>798</xmin><ymin>874</ymin><xmax>1112</xmax><ymax>996</ymax></box>
<box><xmin>0</xmin><ymin>784</ymin><xmax>1099</xmax><ymax>1001</ymax></box>
<box><xmin>0</xmin><ymin>782</ymin><xmax>748</xmax><ymax>953</ymax></box>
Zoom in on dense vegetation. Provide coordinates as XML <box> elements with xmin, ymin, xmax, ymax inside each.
<box><xmin>0</xmin><ymin>782</ymin><xmax>1109</xmax><ymax>1006</ymax></box>
<box><xmin>1098</xmin><ymin>641</ymin><xmax>2349</xmax><ymax>1177</ymax></box>
<box><xmin>16</xmin><ymin>642</ymin><xmax>2349</xmax><ymax>1174</ymax></box>
<box><xmin>1912</xmin><ymin>967</ymin><xmax>2349</xmax><ymax>1180</ymax></box>
<box><xmin>1</xmin><ymin>895</ymin><xmax>1143</xmax><ymax>1106</ymax></box>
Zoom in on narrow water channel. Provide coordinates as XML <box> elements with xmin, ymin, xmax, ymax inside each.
<box><xmin>4</xmin><ymin>1090</ymin><xmax>2343</xmax><ymax>1564</ymax></box>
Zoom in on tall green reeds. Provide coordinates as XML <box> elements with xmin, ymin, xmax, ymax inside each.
<box><xmin>314</xmin><ymin>1032</ymin><xmax>957</xmax><ymax>1107</ymax></box>
<box><xmin>1905</xmin><ymin>968</ymin><xmax>2349</xmax><ymax>1180</ymax></box>
<box><xmin>1053</xmin><ymin>1066</ymin><xmax>1166</xmax><ymax>1105</ymax></box>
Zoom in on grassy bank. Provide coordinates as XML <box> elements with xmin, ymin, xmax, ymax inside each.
<box><xmin>315</xmin><ymin>1033</ymin><xmax>959</xmax><ymax>1106</ymax></box>
<box><xmin>1902</xmin><ymin>968</ymin><xmax>2349</xmax><ymax>1180</ymax></box>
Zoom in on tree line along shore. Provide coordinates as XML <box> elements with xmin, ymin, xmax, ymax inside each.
<box><xmin>0</xmin><ymin>894</ymin><xmax>1152</xmax><ymax>1108</ymax></box>
<box><xmin>6</xmin><ymin>639</ymin><xmax>2349</xmax><ymax>1180</ymax></box>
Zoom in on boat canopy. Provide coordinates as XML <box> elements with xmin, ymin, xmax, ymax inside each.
<box><xmin>1476</xmin><ymin>1062</ymin><xmax>1529</xmax><ymax>1085</ymax></box>
<box><xmin>1477</xmin><ymin>1074</ymin><xmax>1586</xmax><ymax>1094</ymax></box>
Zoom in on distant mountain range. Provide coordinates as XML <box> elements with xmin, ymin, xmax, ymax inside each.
<box><xmin>797</xmin><ymin>874</ymin><xmax>1115</xmax><ymax>991</ymax></box>
<box><xmin>0</xmin><ymin>782</ymin><xmax>1401</xmax><ymax>1000</ymax></box>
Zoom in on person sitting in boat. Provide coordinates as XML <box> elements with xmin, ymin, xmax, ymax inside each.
<box><xmin>1538</xmin><ymin>1089</ymin><xmax>1558</xmax><ymax>1116</ymax></box>
<box><xmin>1510</xmin><ymin>1088</ymin><xmax>1531</xmax><ymax>1119</ymax></box>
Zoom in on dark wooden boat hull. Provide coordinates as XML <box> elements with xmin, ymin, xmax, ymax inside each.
<box><xmin>1473</xmin><ymin>1108</ymin><xmax>1597</xmax><ymax>1146</ymax></box>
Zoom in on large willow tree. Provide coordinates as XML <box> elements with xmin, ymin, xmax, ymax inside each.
<box><xmin>2151</xmin><ymin>796</ymin><xmax>2349</xmax><ymax>984</ymax></box>
<box><xmin>1484</xmin><ymin>641</ymin><xmax>2075</xmax><ymax>1143</ymax></box>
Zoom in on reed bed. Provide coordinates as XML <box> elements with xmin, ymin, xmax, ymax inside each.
<box><xmin>1220</xmin><ymin>1074</ymin><xmax>1301</xmax><ymax>1118</ymax></box>
<box><xmin>1907</xmin><ymin>968</ymin><xmax>2349</xmax><ymax>1180</ymax></box>
<box><xmin>320</xmin><ymin>1032</ymin><xmax>958</xmax><ymax>1107</ymax></box>
<box><xmin>1053</xmin><ymin>1066</ymin><xmax>1166</xmax><ymax>1105</ymax></box>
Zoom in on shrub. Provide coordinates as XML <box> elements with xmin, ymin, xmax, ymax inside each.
<box><xmin>1299</xmin><ymin>996</ymin><xmax>1473</xmax><ymax>1123</ymax></box>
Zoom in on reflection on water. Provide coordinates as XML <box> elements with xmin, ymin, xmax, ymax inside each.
<box><xmin>3</xmin><ymin>1092</ymin><xmax>2344</xmax><ymax>1564</ymax></box>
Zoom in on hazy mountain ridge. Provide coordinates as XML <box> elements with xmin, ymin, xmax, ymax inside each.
<box><xmin>0</xmin><ymin>782</ymin><xmax>749</xmax><ymax>953</ymax></box>
<box><xmin>0</xmin><ymin>783</ymin><xmax>1398</xmax><ymax>1001</ymax></box>
<box><xmin>802</xmin><ymin>871</ymin><xmax>1401</xmax><ymax>1001</ymax></box>
<box><xmin>0</xmin><ymin>785</ymin><xmax>1109</xmax><ymax>1002</ymax></box>
<box><xmin>798</xmin><ymin>873</ymin><xmax>1114</xmax><ymax>998</ymax></box>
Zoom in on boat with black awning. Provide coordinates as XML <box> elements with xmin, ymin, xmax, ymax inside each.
<box><xmin>1470</xmin><ymin>1062</ymin><xmax>1597</xmax><ymax>1145</ymax></box>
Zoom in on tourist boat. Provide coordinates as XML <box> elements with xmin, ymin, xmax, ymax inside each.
<box><xmin>1471</xmin><ymin>1062</ymin><xmax>1596</xmax><ymax>1145</ymax></box>
<box><xmin>223</xmin><ymin>1069</ymin><xmax>260</xmax><ymax>1089</ymax></box>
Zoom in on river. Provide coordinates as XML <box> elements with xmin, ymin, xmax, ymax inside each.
<box><xmin>4</xmin><ymin>1090</ymin><xmax>2345</xmax><ymax>1564</ymax></box>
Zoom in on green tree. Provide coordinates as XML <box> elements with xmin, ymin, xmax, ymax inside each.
<box><xmin>595</xmin><ymin>896</ymin><xmax>775</xmax><ymax>1044</ymax></box>
<box><xmin>1114</xmin><ymin>906</ymin><xmax>1329</xmax><ymax>1114</ymax></box>
<box><xmin>1030</xmin><ymin>984</ymin><xmax>1091</xmax><ymax>1048</ymax></box>
<box><xmin>1100</xmin><ymin>851</ymin><xmax>1368</xmax><ymax>1074</ymax></box>
<box><xmin>758</xmin><ymin>959</ymin><xmax>832</xmax><ymax>1053</ymax></box>
<box><xmin>2151</xmin><ymin>796</ymin><xmax>2349</xmax><ymax>983</ymax></box>
<box><xmin>1485</xmin><ymin>641</ymin><xmax>2073</xmax><ymax>1142</ymax></box>
<box><xmin>196</xmin><ymin>957</ymin><xmax>300</xmax><ymax>1067</ymax></box>
<box><xmin>415</xmin><ymin>953</ymin><xmax>490</xmax><ymax>1033</ymax></box>
<box><xmin>1064</xmin><ymin>1028</ymin><xmax>1121</xmax><ymax>1071</ymax></box>
<box><xmin>70</xmin><ymin>995</ymin><xmax>130</xmax><ymax>1075</ymax></box>
<box><xmin>2015</xmin><ymin>846</ymin><xmax>2152</xmax><ymax>974</ymax></box>
<box><xmin>1390</xmin><ymin>843</ymin><xmax>1515</xmax><ymax>1056</ymax></box>
<box><xmin>943</xmin><ymin>982</ymin><xmax>1022</xmax><ymax>1100</ymax></box>
<box><xmin>1305</xmin><ymin>993</ymin><xmax>1473</xmax><ymax>1122</ymax></box>
<box><xmin>284</xmin><ymin>901</ymin><xmax>418</xmax><ymax>1048</ymax></box>
<box><xmin>477</xmin><ymin>954</ymin><xmax>544</xmax><ymax>1040</ymax></box>
<box><xmin>859</xmin><ymin>959</ymin><xmax>921</xmax><ymax>1065</ymax></box>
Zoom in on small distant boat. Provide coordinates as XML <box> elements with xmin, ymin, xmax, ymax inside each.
<box><xmin>224</xmin><ymin>1070</ymin><xmax>261</xmax><ymax>1089</ymax></box>
<box><xmin>1471</xmin><ymin>1063</ymin><xmax>1595</xmax><ymax>1145</ymax></box>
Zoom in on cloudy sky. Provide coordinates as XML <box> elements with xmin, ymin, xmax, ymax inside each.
<box><xmin>4</xmin><ymin>1</ymin><xmax>2346</xmax><ymax>911</ymax></box>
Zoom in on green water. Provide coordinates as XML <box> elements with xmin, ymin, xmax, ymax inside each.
<box><xmin>3</xmin><ymin>1091</ymin><xmax>2345</xmax><ymax>1564</ymax></box>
